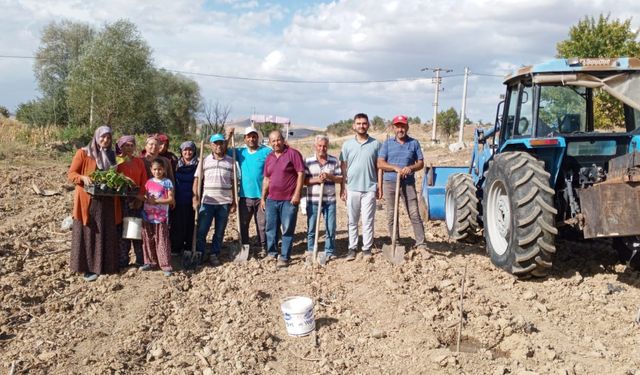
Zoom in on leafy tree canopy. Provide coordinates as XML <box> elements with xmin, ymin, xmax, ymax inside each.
<box><xmin>556</xmin><ymin>14</ymin><xmax>640</xmax><ymax>129</ymax></box>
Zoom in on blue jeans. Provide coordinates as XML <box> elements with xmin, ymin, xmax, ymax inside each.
<box><xmin>265</xmin><ymin>199</ymin><xmax>298</xmax><ymax>260</ymax></box>
<box><xmin>196</xmin><ymin>203</ymin><xmax>231</xmax><ymax>257</ymax></box>
<box><xmin>306</xmin><ymin>201</ymin><xmax>336</xmax><ymax>256</ymax></box>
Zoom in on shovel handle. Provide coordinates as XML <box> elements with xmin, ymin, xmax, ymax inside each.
<box><xmin>191</xmin><ymin>140</ymin><xmax>206</xmax><ymax>253</ymax></box>
<box><xmin>391</xmin><ymin>173</ymin><xmax>401</xmax><ymax>248</ymax></box>
<box><xmin>231</xmin><ymin>136</ymin><xmax>243</xmax><ymax>246</ymax></box>
<box><xmin>311</xmin><ymin>182</ymin><xmax>324</xmax><ymax>264</ymax></box>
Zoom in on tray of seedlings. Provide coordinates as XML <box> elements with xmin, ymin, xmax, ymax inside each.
<box><xmin>84</xmin><ymin>169</ymin><xmax>139</xmax><ymax>197</ymax></box>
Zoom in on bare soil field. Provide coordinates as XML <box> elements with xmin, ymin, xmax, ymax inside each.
<box><xmin>1</xmin><ymin>132</ymin><xmax>640</xmax><ymax>375</ymax></box>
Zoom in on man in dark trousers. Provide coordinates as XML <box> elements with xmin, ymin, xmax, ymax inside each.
<box><xmin>377</xmin><ymin>115</ymin><xmax>427</xmax><ymax>250</ymax></box>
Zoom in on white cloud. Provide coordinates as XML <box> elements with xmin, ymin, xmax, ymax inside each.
<box><xmin>1</xmin><ymin>0</ymin><xmax>640</xmax><ymax>127</ymax></box>
<box><xmin>261</xmin><ymin>50</ymin><xmax>284</xmax><ymax>71</ymax></box>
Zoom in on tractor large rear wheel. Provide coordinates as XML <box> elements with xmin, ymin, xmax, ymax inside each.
<box><xmin>484</xmin><ymin>152</ymin><xmax>557</xmax><ymax>277</ymax></box>
<box><xmin>445</xmin><ymin>173</ymin><xmax>479</xmax><ymax>242</ymax></box>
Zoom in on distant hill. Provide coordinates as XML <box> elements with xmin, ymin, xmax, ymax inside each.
<box><xmin>288</xmin><ymin>126</ymin><xmax>322</xmax><ymax>140</ymax></box>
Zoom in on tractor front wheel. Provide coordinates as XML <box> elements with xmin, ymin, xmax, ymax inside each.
<box><xmin>445</xmin><ymin>173</ymin><xmax>479</xmax><ymax>242</ymax></box>
<box><xmin>484</xmin><ymin>152</ymin><xmax>557</xmax><ymax>277</ymax></box>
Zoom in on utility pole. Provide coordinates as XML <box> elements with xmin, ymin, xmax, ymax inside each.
<box><xmin>421</xmin><ymin>66</ymin><xmax>453</xmax><ymax>142</ymax></box>
<box><xmin>457</xmin><ymin>67</ymin><xmax>470</xmax><ymax>145</ymax></box>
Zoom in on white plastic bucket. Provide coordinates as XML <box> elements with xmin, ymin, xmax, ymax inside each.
<box><xmin>280</xmin><ymin>296</ymin><xmax>315</xmax><ymax>337</ymax></box>
<box><xmin>122</xmin><ymin>217</ymin><xmax>142</xmax><ymax>240</ymax></box>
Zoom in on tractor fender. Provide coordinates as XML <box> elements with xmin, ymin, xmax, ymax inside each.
<box><xmin>500</xmin><ymin>137</ymin><xmax>566</xmax><ymax>188</ymax></box>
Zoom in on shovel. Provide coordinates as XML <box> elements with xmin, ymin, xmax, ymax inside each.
<box><xmin>182</xmin><ymin>140</ymin><xmax>205</xmax><ymax>269</ymax></box>
<box><xmin>311</xmin><ymin>182</ymin><xmax>325</xmax><ymax>266</ymax></box>
<box><xmin>382</xmin><ymin>173</ymin><xmax>405</xmax><ymax>265</ymax></box>
<box><xmin>231</xmin><ymin>135</ymin><xmax>250</xmax><ymax>263</ymax></box>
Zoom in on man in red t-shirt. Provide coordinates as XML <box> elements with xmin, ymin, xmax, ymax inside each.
<box><xmin>261</xmin><ymin>130</ymin><xmax>305</xmax><ymax>268</ymax></box>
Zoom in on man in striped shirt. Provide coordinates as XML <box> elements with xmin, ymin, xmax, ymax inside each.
<box><xmin>304</xmin><ymin>135</ymin><xmax>343</xmax><ymax>266</ymax></box>
<box><xmin>193</xmin><ymin>133</ymin><xmax>236</xmax><ymax>266</ymax></box>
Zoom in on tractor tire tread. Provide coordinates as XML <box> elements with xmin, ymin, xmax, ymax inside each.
<box><xmin>445</xmin><ymin>173</ymin><xmax>479</xmax><ymax>243</ymax></box>
<box><xmin>485</xmin><ymin>152</ymin><xmax>556</xmax><ymax>278</ymax></box>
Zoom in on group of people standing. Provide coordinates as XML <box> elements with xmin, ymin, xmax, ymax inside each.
<box><xmin>67</xmin><ymin>112</ymin><xmax>428</xmax><ymax>281</ymax></box>
<box><xmin>68</xmin><ymin>129</ymin><xmax>199</xmax><ymax>280</ymax></box>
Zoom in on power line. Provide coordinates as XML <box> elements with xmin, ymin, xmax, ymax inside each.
<box><xmin>0</xmin><ymin>55</ymin><xmax>36</xmax><ymax>59</ymax></box>
<box><xmin>166</xmin><ymin>69</ymin><xmax>429</xmax><ymax>84</ymax></box>
<box><xmin>0</xmin><ymin>54</ymin><xmax>506</xmax><ymax>83</ymax></box>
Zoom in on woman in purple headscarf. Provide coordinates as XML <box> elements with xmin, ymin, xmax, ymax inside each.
<box><xmin>170</xmin><ymin>140</ymin><xmax>199</xmax><ymax>255</ymax></box>
<box><xmin>116</xmin><ymin>135</ymin><xmax>148</xmax><ymax>268</ymax></box>
<box><xmin>67</xmin><ymin>126</ymin><xmax>121</xmax><ymax>281</ymax></box>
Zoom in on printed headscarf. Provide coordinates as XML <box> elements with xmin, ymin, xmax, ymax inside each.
<box><xmin>84</xmin><ymin>125</ymin><xmax>116</xmax><ymax>171</ymax></box>
<box><xmin>115</xmin><ymin>135</ymin><xmax>136</xmax><ymax>155</ymax></box>
<box><xmin>178</xmin><ymin>140</ymin><xmax>198</xmax><ymax>168</ymax></box>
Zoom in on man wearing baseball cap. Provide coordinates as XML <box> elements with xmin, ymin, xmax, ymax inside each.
<box><xmin>377</xmin><ymin>115</ymin><xmax>427</xmax><ymax>250</ymax></box>
<box><xmin>226</xmin><ymin>125</ymin><xmax>272</xmax><ymax>257</ymax></box>
<box><xmin>193</xmin><ymin>133</ymin><xmax>236</xmax><ymax>266</ymax></box>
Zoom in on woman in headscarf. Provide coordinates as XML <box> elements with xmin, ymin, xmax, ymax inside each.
<box><xmin>141</xmin><ymin>135</ymin><xmax>175</xmax><ymax>185</ymax></box>
<box><xmin>116</xmin><ymin>135</ymin><xmax>148</xmax><ymax>268</ymax></box>
<box><xmin>170</xmin><ymin>141</ymin><xmax>199</xmax><ymax>255</ymax></box>
<box><xmin>67</xmin><ymin>126</ymin><xmax>121</xmax><ymax>281</ymax></box>
<box><xmin>156</xmin><ymin>133</ymin><xmax>179</xmax><ymax>174</ymax></box>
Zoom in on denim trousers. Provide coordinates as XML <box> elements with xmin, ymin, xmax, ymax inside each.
<box><xmin>306</xmin><ymin>201</ymin><xmax>336</xmax><ymax>256</ymax></box>
<box><xmin>196</xmin><ymin>203</ymin><xmax>231</xmax><ymax>257</ymax></box>
<box><xmin>265</xmin><ymin>199</ymin><xmax>298</xmax><ymax>260</ymax></box>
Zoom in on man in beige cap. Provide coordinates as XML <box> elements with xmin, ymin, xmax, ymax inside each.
<box><xmin>227</xmin><ymin>125</ymin><xmax>272</xmax><ymax>256</ymax></box>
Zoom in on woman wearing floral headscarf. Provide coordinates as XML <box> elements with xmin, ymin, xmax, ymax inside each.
<box><xmin>170</xmin><ymin>140</ymin><xmax>199</xmax><ymax>255</ymax></box>
<box><xmin>116</xmin><ymin>135</ymin><xmax>148</xmax><ymax>268</ymax></box>
<box><xmin>67</xmin><ymin>126</ymin><xmax>121</xmax><ymax>281</ymax></box>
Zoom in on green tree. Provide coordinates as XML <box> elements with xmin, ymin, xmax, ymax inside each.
<box><xmin>556</xmin><ymin>14</ymin><xmax>640</xmax><ymax>129</ymax></box>
<box><xmin>155</xmin><ymin>70</ymin><xmax>201</xmax><ymax>135</ymax></box>
<box><xmin>67</xmin><ymin>20</ymin><xmax>155</xmax><ymax>132</ymax></box>
<box><xmin>0</xmin><ymin>106</ymin><xmax>9</xmax><ymax>118</ymax></box>
<box><xmin>33</xmin><ymin>20</ymin><xmax>95</xmax><ymax>126</ymax></box>
<box><xmin>326</xmin><ymin>119</ymin><xmax>353</xmax><ymax>136</ymax></box>
<box><xmin>256</xmin><ymin>122</ymin><xmax>282</xmax><ymax>139</ymax></box>
<box><xmin>371</xmin><ymin>115</ymin><xmax>386</xmax><ymax>131</ymax></box>
<box><xmin>439</xmin><ymin>107</ymin><xmax>459</xmax><ymax>139</ymax></box>
<box><xmin>16</xmin><ymin>99</ymin><xmax>58</xmax><ymax>126</ymax></box>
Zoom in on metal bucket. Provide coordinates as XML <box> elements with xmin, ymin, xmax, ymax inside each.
<box><xmin>122</xmin><ymin>217</ymin><xmax>142</xmax><ymax>240</ymax></box>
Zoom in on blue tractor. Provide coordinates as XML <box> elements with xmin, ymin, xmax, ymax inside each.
<box><xmin>423</xmin><ymin>58</ymin><xmax>640</xmax><ymax>278</ymax></box>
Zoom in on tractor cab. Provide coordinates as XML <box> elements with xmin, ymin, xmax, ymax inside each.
<box><xmin>424</xmin><ymin>57</ymin><xmax>640</xmax><ymax>278</ymax></box>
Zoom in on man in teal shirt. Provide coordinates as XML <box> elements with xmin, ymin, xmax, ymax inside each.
<box><xmin>227</xmin><ymin>126</ymin><xmax>272</xmax><ymax>257</ymax></box>
<box><xmin>340</xmin><ymin>113</ymin><xmax>382</xmax><ymax>261</ymax></box>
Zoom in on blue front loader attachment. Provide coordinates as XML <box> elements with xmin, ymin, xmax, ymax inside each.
<box><xmin>421</xmin><ymin>165</ymin><xmax>468</xmax><ymax>220</ymax></box>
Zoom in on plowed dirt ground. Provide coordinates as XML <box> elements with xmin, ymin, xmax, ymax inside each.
<box><xmin>1</xmin><ymin>132</ymin><xmax>640</xmax><ymax>375</ymax></box>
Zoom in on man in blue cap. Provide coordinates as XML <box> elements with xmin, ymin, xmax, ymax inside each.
<box><xmin>192</xmin><ymin>133</ymin><xmax>236</xmax><ymax>266</ymax></box>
